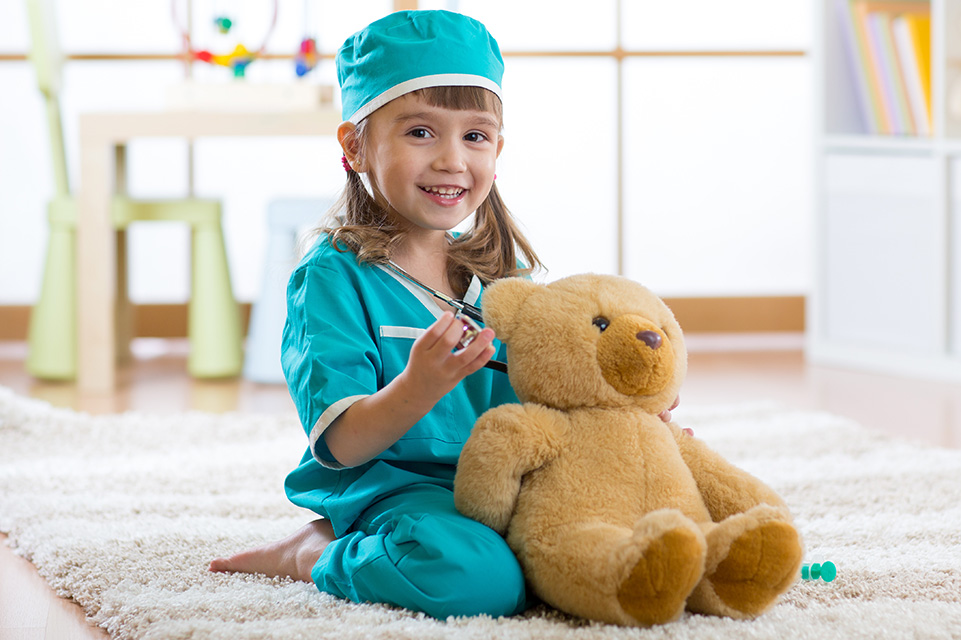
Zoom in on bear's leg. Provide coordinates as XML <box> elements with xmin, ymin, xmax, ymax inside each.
<box><xmin>515</xmin><ymin>509</ymin><xmax>705</xmax><ymax>626</ymax></box>
<box><xmin>687</xmin><ymin>504</ymin><xmax>803</xmax><ymax>619</ymax></box>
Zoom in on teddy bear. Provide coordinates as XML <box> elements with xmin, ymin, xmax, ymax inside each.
<box><xmin>454</xmin><ymin>274</ymin><xmax>803</xmax><ymax>627</ymax></box>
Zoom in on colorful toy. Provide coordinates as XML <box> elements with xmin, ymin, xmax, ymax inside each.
<box><xmin>294</xmin><ymin>0</ymin><xmax>320</xmax><ymax>78</ymax></box>
<box><xmin>802</xmin><ymin>561</ymin><xmax>837</xmax><ymax>582</ymax></box>
<box><xmin>454</xmin><ymin>274</ymin><xmax>804</xmax><ymax>627</ymax></box>
<box><xmin>213</xmin><ymin>15</ymin><xmax>232</xmax><ymax>34</ymax></box>
<box><xmin>295</xmin><ymin>37</ymin><xmax>319</xmax><ymax>77</ymax></box>
<box><xmin>172</xmin><ymin>0</ymin><xmax>278</xmax><ymax>78</ymax></box>
<box><xmin>193</xmin><ymin>44</ymin><xmax>256</xmax><ymax>78</ymax></box>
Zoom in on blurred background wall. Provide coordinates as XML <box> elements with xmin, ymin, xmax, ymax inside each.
<box><xmin>0</xmin><ymin>0</ymin><xmax>812</xmax><ymax>334</ymax></box>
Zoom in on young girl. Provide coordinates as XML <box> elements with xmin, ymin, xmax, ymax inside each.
<box><xmin>210</xmin><ymin>10</ymin><xmax>542</xmax><ymax>619</ymax></box>
<box><xmin>211</xmin><ymin>10</ymin><xmax>681</xmax><ymax>619</ymax></box>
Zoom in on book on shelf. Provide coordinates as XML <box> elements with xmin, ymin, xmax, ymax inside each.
<box><xmin>869</xmin><ymin>10</ymin><xmax>912</xmax><ymax>134</ymax></box>
<box><xmin>836</xmin><ymin>0</ymin><xmax>931</xmax><ymax>136</ymax></box>
<box><xmin>892</xmin><ymin>13</ymin><xmax>932</xmax><ymax>135</ymax></box>
<box><xmin>836</xmin><ymin>0</ymin><xmax>880</xmax><ymax>132</ymax></box>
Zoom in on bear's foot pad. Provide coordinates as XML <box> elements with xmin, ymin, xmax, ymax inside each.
<box><xmin>616</xmin><ymin>528</ymin><xmax>704</xmax><ymax>626</ymax></box>
<box><xmin>711</xmin><ymin>520</ymin><xmax>802</xmax><ymax>616</ymax></box>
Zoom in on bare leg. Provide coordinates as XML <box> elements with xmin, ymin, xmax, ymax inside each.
<box><xmin>208</xmin><ymin>518</ymin><xmax>335</xmax><ymax>582</ymax></box>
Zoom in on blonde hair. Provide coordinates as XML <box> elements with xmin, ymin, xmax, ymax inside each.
<box><xmin>321</xmin><ymin>86</ymin><xmax>542</xmax><ymax>294</ymax></box>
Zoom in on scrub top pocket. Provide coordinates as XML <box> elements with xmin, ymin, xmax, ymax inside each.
<box><xmin>377</xmin><ymin>326</ymin><xmax>460</xmax><ymax>447</ymax></box>
<box><xmin>378</xmin><ymin>326</ymin><xmax>424</xmax><ymax>382</ymax></box>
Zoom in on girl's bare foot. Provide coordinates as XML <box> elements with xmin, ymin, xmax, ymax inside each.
<box><xmin>208</xmin><ymin>518</ymin><xmax>335</xmax><ymax>582</ymax></box>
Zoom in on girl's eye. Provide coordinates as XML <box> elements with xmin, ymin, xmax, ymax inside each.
<box><xmin>592</xmin><ymin>316</ymin><xmax>610</xmax><ymax>332</ymax></box>
<box><xmin>409</xmin><ymin>128</ymin><xmax>432</xmax><ymax>139</ymax></box>
<box><xmin>465</xmin><ymin>131</ymin><xmax>488</xmax><ymax>143</ymax></box>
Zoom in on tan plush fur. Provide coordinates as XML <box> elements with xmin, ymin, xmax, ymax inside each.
<box><xmin>454</xmin><ymin>274</ymin><xmax>803</xmax><ymax>627</ymax></box>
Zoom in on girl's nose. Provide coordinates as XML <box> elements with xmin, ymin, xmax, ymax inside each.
<box><xmin>433</xmin><ymin>141</ymin><xmax>467</xmax><ymax>173</ymax></box>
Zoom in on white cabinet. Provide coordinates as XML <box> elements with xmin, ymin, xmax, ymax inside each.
<box><xmin>822</xmin><ymin>153</ymin><xmax>944</xmax><ymax>355</ymax></box>
<box><xmin>810</xmin><ymin>0</ymin><xmax>961</xmax><ymax>380</ymax></box>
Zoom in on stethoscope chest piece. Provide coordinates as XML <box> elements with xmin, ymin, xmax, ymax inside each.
<box><xmin>384</xmin><ymin>262</ymin><xmax>507</xmax><ymax>374</ymax></box>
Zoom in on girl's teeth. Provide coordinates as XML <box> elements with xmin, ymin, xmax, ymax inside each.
<box><xmin>425</xmin><ymin>187</ymin><xmax>463</xmax><ymax>197</ymax></box>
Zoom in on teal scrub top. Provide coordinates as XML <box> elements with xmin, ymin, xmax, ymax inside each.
<box><xmin>282</xmin><ymin>235</ymin><xmax>519</xmax><ymax>537</ymax></box>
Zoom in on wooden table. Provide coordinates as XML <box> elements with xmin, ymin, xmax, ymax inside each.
<box><xmin>77</xmin><ymin>108</ymin><xmax>342</xmax><ymax>392</ymax></box>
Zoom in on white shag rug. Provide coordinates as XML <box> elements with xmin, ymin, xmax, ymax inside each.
<box><xmin>1</xmin><ymin>386</ymin><xmax>960</xmax><ymax>640</ymax></box>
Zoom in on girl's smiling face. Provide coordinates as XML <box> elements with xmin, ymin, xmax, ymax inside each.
<box><xmin>346</xmin><ymin>92</ymin><xmax>503</xmax><ymax>237</ymax></box>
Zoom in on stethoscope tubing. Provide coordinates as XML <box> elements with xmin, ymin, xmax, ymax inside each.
<box><xmin>385</xmin><ymin>262</ymin><xmax>484</xmax><ymax>322</ymax></box>
<box><xmin>384</xmin><ymin>262</ymin><xmax>507</xmax><ymax>373</ymax></box>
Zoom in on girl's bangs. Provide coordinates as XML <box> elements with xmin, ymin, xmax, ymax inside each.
<box><xmin>415</xmin><ymin>86</ymin><xmax>503</xmax><ymax>123</ymax></box>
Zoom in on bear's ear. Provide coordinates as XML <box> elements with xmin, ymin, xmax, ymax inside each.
<box><xmin>482</xmin><ymin>278</ymin><xmax>540</xmax><ymax>342</ymax></box>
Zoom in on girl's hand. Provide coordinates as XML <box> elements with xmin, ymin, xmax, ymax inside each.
<box><xmin>324</xmin><ymin>312</ymin><xmax>496</xmax><ymax>468</ymax></box>
<box><xmin>403</xmin><ymin>312</ymin><xmax>496</xmax><ymax>401</ymax></box>
<box><xmin>659</xmin><ymin>395</ymin><xmax>680</xmax><ymax>423</ymax></box>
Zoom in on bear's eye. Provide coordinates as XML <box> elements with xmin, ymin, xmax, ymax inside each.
<box><xmin>592</xmin><ymin>316</ymin><xmax>610</xmax><ymax>332</ymax></box>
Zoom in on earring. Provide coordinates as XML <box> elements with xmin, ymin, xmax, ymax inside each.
<box><xmin>341</xmin><ymin>155</ymin><xmax>353</xmax><ymax>173</ymax></box>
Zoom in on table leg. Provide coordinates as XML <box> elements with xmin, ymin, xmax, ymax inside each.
<box><xmin>114</xmin><ymin>145</ymin><xmax>133</xmax><ymax>364</ymax></box>
<box><xmin>77</xmin><ymin>133</ymin><xmax>117</xmax><ymax>392</ymax></box>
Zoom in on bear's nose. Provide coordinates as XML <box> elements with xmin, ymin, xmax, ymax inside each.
<box><xmin>637</xmin><ymin>330</ymin><xmax>662</xmax><ymax>350</ymax></box>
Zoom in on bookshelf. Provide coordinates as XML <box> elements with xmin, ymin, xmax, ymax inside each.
<box><xmin>809</xmin><ymin>0</ymin><xmax>961</xmax><ymax>380</ymax></box>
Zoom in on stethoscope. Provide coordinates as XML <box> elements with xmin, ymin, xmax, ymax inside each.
<box><xmin>384</xmin><ymin>262</ymin><xmax>508</xmax><ymax>374</ymax></box>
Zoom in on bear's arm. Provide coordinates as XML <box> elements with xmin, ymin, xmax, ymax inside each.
<box><xmin>669</xmin><ymin>423</ymin><xmax>792</xmax><ymax>522</ymax></box>
<box><xmin>454</xmin><ymin>403</ymin><xmax>569</xmax><ymax>535</ymax></box>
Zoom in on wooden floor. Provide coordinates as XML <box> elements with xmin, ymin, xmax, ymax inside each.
<box><xmin>2</xmin><ymin>336</ymin><xmax>960</xmax><ymax>639</ymax></box>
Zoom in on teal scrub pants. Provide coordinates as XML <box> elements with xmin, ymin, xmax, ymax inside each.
<box><xmin>312</xmin><ymin>483</ymin><xmax>527</xmax><ymax>619</ymax></box>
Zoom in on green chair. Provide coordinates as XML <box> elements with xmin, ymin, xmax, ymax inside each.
<box><xmin>25</xmin><ymin>0</ymin><xmax>242</xmax><ymax>380</ymax></box>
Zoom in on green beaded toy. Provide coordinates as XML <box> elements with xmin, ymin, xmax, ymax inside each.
<box><xmin>801</xmin><ymin>561</ymin><xmax>837</xmax><ymax>582</ymax></box>
<box><xmin>214</xmin><ymin>16</ymin><xmax>233</xmax><ymax>34</ymax></box>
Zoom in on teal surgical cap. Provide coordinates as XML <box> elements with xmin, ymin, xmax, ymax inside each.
<box><xmin>336</xmin><ymin>10</ymin><xmax>504</xmax><ymax>123</ymax></box>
